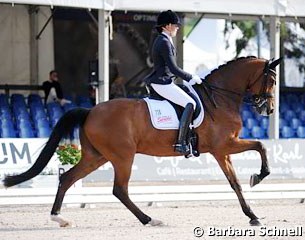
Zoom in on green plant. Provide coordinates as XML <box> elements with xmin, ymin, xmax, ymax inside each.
<box><xmin>56</xmin><ymin>144</ymin><xmax>81</xmax><ymax>165</ymax></box>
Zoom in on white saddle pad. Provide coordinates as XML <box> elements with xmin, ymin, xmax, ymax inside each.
<box><xmin>144</xmin><ymin>82</ymin><xmax>204</xmax><ymax>130</ymax></box>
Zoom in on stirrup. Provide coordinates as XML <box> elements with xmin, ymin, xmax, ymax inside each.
<box><xmin>174</xmin><ymin>142</ymin><xmax>190</xmax><ymax>155</ymax></box>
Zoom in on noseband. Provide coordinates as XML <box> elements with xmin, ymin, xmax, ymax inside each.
<box><xmin>248</xmin><ymin>60</ymin><xmax>276</xmax><ymax>109</ymax></box>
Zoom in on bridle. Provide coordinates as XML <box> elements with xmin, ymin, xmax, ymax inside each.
<box><xmin>247</xmin><ymin>60</ymin><xmax>276</xmax><ymax>110</ymax></box>
<box><xmin>196</xmin><ymin>59</ymin><xmax>277</xmax><ymax>118</ymax></box>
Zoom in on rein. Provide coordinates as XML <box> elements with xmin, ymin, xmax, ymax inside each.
<box><xmin>199</xmin><ymin>60</ymin><xmax>276</xmax><ymax>112</ymax></box>
<box><xmin>194</xmin><ymin>81</ymin><xmax>243</xmax><ymax>122</ymax></box>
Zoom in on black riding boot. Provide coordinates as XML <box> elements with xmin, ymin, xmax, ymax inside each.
<box><xmin>174</xmin><ymin>103</ymin><xmax>194</xmax><ymax>154</ymax></box>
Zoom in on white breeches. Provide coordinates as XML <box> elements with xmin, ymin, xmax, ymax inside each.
<box><xmin>151</xmin><ymin>82</ymin><xmax>196</xmax><ymax>110</ymax></box>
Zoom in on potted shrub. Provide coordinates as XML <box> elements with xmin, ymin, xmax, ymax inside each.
<box><xmin>56</xmin><ymin>144</ymin><xmax>81</xmax><ymax>165</ymax></box>
<box><xmin>56</xmin><ymin>144</ymin><xmax>82</xmax><ymax>187</ymax></box>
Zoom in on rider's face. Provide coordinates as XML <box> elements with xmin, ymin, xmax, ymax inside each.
<box><xmin>164</xmin><ymin>24</ymin><xmax>179</xmax><ymax>37</ymax></box>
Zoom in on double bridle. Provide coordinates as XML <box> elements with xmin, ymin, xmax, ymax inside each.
<box><xmin>247</xmin><ymin>60</ymin><xmax>276</xmax><ymax>110</ymax></box>
<box><xmin>202</xmin><ymin>60</ymin><xmax>276</xmax><ymax>108</ymax></box>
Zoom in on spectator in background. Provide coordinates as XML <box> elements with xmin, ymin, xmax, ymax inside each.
<box><xmin>42</xmin><ymin>70</ymin><xmax>71</xmax><ymax>105</ymax></box>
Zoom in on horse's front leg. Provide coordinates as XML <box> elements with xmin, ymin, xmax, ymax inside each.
<box><xmin>223</xmin><ymin>138</ymin><xmax>270</xmax><ymax>187</ymax></box>
<box><xmin>213</xmin><ymin>154</ymin><xmax>261</xmax><ymax>226</ymax></box>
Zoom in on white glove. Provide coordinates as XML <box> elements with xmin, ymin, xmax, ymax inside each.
<box><xmin>189</xmin><ymin>75</ymin><xmax>202</xmax><ymax>85</ymax></box>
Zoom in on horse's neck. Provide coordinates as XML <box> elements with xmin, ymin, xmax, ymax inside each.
<box><xmin>206</xmin><ymin>75</ymin><xmax>242</xmax><ymax>108</ymax></box>
<box><xmin>207</xmin><ymin>67</ymin><xmax>249</xmax><ymax>94</ymax></box>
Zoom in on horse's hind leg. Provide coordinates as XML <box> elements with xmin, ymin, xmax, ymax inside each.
<box><xmin>112</xmin><ymin>158</ymin><xmax>163</xmax><ymax>226</ymax></box>
<box><xmin>51</xmin><ymin>154</ymin><xmax>107</xmax><ymax>227</ymax></box>
<box><xmin>214</xmin><ymin>154</ymin><xmax>261</xmax><ymax>226</ymax></box>
<box><xmin>51</xmin><ymin>130</ymin><xmax>108</xmax><ymax>227</ymax></box>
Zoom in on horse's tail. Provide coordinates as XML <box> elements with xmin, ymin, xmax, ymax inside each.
<box><xmin>3</xmin><ymin>108</ymin><xmax>90</xmax><ymax>188</ymax></box>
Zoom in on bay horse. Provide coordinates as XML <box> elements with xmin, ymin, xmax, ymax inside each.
<box><xmin>3</xmin><ymin>56</ymin><xmax>281</xmax><ymax>227</ymax></box>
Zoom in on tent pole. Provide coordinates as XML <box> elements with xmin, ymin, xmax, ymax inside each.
<box><xmin>268</xmin><ymin>16</ymin><xmax>281</xmax><ymax>139</ymax></box>
<box><xmin>98</xmin><ymin>9</ymin><xmax>110</xmax><ymax>103</ymax></box>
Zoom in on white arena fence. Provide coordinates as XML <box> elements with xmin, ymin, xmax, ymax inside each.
<box><xmin>0</xmin><ymin>183</ymin><xmax>305</xmax><ymax>205</ymax></box>
<box><xmin>0</xmin><ymin>138</ymin><xmax>304</xmax><ymax>205</ymax></box>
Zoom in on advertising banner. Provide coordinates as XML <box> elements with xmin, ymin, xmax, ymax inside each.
<box><xmin>0</xmin><ymin>139</ymin><xmax>304</xmax><ymax>183</ymax></box>
<box><xmin>0</xmin><ymin>138</ymin><xmax>58</xmax><ymax>180</ymax></box>
<box><xmin>95</xmin><ymin>139</ymin><xmax>305</xmax><ymax>182</ymax></box>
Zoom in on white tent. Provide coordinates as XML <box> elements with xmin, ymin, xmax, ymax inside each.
<box><xmin>1</xmin><ymin>0</ymin><xmax>305</xmax><ymax>18</ymax></box>
<box><xmin>183</xmin><ymin>18</ymin><xmax>243</xmax><ymax>76</ymax></box>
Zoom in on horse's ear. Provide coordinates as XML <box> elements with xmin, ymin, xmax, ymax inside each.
<box><xmin>269</xmin><ymin>57</ymin><xmax>282</xmax><ymax>69</ymax></box>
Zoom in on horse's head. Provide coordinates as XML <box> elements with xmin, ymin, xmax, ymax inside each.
<box><xmin>248</xmin><ymin>57</ymin><xmax>282</xmax><ymax>116</ymax></box>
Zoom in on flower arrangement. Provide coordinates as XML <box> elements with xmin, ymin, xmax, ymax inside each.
<box><xmin>56</xmin><ymin>144</ymin><xmax>81</xmax><ymax>165</ymax></box>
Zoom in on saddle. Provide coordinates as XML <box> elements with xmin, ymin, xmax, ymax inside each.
<box><xmin>144</xmin><ymin>82</ymin><xmax>204</xmax><ymax>158</ymax></box>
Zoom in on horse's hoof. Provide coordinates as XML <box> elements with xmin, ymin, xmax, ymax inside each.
<box><xmin>51</xmin><ymin>214</ymin><xmax>73</xmax><ymax>227</ymax></box>
<box><xmin>148</xmin><ymin>219</ymin><xmax>164</xmax><ymax>226</ymax></box>
<box><xmin>249</xmin><ymin>219</ymin><xmax>261</xmax><ymax>226</ymax></box>
<box><xmin>250</xmin><ymin>174</ymin><xmax>260</xmax><ymax>187</ymax></box>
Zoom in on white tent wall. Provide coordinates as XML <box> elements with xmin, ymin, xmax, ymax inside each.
<box><xmin>0</xmin><ymin>5</ymin><xmax>30</xmax><ymax>84</ymax></box>
<box><xmin>0</xmin><ymin>5</ymin><xmax>54</xmax><ymax>89</ymax></box>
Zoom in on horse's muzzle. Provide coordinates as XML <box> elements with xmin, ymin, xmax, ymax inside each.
<box><xmin>257</xmin><ymin>104</ymin><xmax>274</xmax><ymax>116</ymax></box>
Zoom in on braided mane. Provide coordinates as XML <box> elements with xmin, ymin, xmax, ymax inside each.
<box><xmin>204</xmin><ymin>56</ymin><xmax>258</xmax><ymax>80</ymax></box>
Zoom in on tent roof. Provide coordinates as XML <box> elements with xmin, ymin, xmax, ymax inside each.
<box><xmin>0</xmin><ymin>0</ymin><xmax>114</xmax><ymax>10</ymax></box>
<box><xmin>115</xmin><ymin>0</ymin><xmax>305</xmax><ymax>18</ymax></box>
<box><xmin>1</xmin><ymin>0</ymin><xmax>305</xmax><ymax>18</ymax></box>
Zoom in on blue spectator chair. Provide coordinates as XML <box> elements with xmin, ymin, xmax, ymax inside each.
<box><xmin>35</xmin><ymin>118</ymin><xmax>50</xmax><ymax>129</ymax></box>
<box><xmin>283</xmin><ymin>110</ymin><xmax>296</xmax><ymax>122</ymax></box>
<box><xmin>286</xmin><ymin>93</ymin><xmax>299</xmax><ymax>103</ymax></box>
<box><xmin>32</xmin><ymin>110</ymin><xmax>48</xmax><ymax>121</ymax></box>
<box><xmin>239</xmin><ymin>127</ymin><xmax>250</xmax><ymax>139</ymax></box>
<box><xmin>50</xmin><ymin>116</ymin><xmax>60</xmax><ymax>128</ymax></box>
<box><xmin>290</xmin><ymin>118</ymin><xmax>302</xmax><ymax>130</ymax></box>
<box><xmin>51</xmin><ymin>110</ymin><xmax>63</xmax><ymax>119</ymax></box>
<box><xmin>15</xmin><ymin>111</ymin><xmax>31</xmax><ymax>122</ymax></box>
<box><xmin>28</xmin><ymin>93</ymin><xmax>43</xmax><ymax>105</ymax></box>
<box><xmin>299</xmin><ymin>110</ymin><xmax>305</xmax><ymax>122</ymax></box>
<box><xmin>63</xmin><ymin>102</ymin><xmax>77</xmax><ymax>112</ymax></box>
<box><xmin>260</xmin><ymin>117</ymin><xmax>269</xmax><ymax>130</ymax></box>
<box><xmin>1</xmin><ymin>118</ymin><xmax>14</xmax><ymax>129</ymax></box>
<box><xmin>0</xmin><ymin>94</ymin><xmax>9</xmax><ymax>107</ymax></box>
<box><xmin>279</xmin><ymin>102</ymin><xmax>290</xmax><ymax>114</ymax></box>
<box><xmin>29</xmin><ymin>102</ymin><xmax>45</xmax><ymax>113</ymax></box>
<box><xmin>16</xmin><ymin>120</ymin><xmax>32</xmax><ymax>131</ymax></box>
<box><xmin>292</xmin><ymin>102</ymin><xmax>304</xmax><ymax>113</ymax></box>
<box><xmin>37</xmin><ymin>126</ymin><xmax>51</xmax><ymax>138</ymax></box>
<box><xmin>281</xmin><ymin>126</ymin><xmax>295</xmax><ymax>138</ymax></box>
<box><xmin>296</xmin><ymin>126</ymin><xmax>305</xmax><ymax>138</ymax></box>
<box><xmin>11</xmin><ymin>93</ymin><xmax>26</xmax><ymax>103</ymax></box>
<box><xmin>19</xmin><ymin>127</ymin><xmax>35</xmax><ymax>138</ymax></box>
<box><xmin>1</xmin><ymin>127</ymin><xmax>17</xmax><ymax>138</ymax></box>
<box><xmin>251</xmin><ymin>126</ymin><xmax>265</xmax><ymax>139</ymax></box>
<box><xmin>241</xmin><ymin>110</ymin><xmax>253</xmax><ymax>121</ymax></box>
<box><xmin>76</xmin><ymin>95</ymin><xmax>91</xmax><ymax>105</ymax></box>
<box><xmin>79</xmin><ymin>101</ymin><xmax>93</xmax><ymax>108</ymax></box>
<box><xmin>245</xmin><ymin>118</ymin><xmax>258</xmax><ymax>130</ymax></box>
<box><xmin>0</xmin><ymin>109</ymin><xmax>12</xmax><ymax>119</ymax></box>
<box><xmin>46</xmin><ymin>102</ymin><xmax>62</xmax><ymax>112</ymax></box>
<box><xmin>254</xmin><ymin>113</ymin><xmax>264</xmax><ymax>122</ymax></box>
